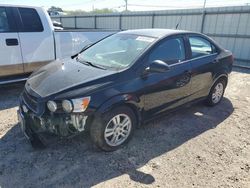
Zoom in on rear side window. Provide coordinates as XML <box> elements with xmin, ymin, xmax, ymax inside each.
<box><xmin>149</xmin><ymin>37</ymin><xmax>185</xmax><ymax>65</ymax></box>
<box><xmin>18</xmin><ymin>8</ymin><xmax>43</xmax><ymax>32</ymax></box>
<box><xmin>189</xmin><ymin>36</ymin><xmax>216</xmax><ymax>58</ymax></box>
<box><xmin>0</xmin><ymin>7</ymin><xmax>10</xmax><ymax>32</ymax></box>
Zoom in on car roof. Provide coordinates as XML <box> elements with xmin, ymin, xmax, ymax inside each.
<box><xmin>120</xmin><ymin>29</ymin><xmax>198</xmax><ymax>38</ymax></box>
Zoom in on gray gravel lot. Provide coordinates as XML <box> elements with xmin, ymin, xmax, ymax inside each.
<box><xmin>0</xmin><ymin>71</ymin><xmax>249</xmax><ymax>188</ymax></box>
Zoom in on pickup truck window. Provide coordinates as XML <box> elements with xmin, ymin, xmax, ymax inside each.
<box><xmin>18</xmin><ymin>8</ymin><xmax>43</xmax><ymax>32</ymax></box>
<box><xmin>0</xmin><ymin>8</ymin><xmax>9</xmax><ymax>32</ymax></box>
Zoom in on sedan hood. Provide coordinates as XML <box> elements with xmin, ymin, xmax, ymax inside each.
<box><xmin>25</xmin><ymin>58</ymin><xmax>116</xmax><ymax>98</ymax></box>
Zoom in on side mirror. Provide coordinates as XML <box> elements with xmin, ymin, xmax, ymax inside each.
<box><xmin>145</xmin><ymin>60</ymin><xmax>170</xmax><ymax>73</ymax></box>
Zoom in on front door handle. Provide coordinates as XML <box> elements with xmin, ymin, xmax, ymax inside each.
<box><xmin>6</xmin><ymin>38</ymin><xmax>19</xmax><ymax>46</ymax></box>
<box><xmin>176</xmin><ymin>70</ymin><xmax>191</xmax><ymax>87</ymax></box>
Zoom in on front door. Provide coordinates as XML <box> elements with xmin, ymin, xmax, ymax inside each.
<box><xmin>0</xmin><ymin>7</ymin><xmax>23</xmax><ymax>77</ymax></box>
<box><xmin>143</xmin><ymin>36</ymin><xmax>192</xmax><ymax>118</ymax></box>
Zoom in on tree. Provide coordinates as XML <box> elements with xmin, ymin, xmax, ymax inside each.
<box><xmin>91</xmin><ymin>8</ymin><xmax>117</xmax><ymax>14</ymax></box>
<box><xmin>65</xmin><ymin>10</ymin><xmax>87</xmax><ymax>15</ymax></box>
<box><xmin>48</xmin><ymin>6</ymin><xmax>63</xmax><ymax>12</ymax></box>
<box><xmin>65</xmin><ymin>8</ymin><xmax>117</xmax><ymax>15</ymax></box>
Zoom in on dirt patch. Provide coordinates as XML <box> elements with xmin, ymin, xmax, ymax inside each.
<box><xmin>0</xmin><ymin>72</ymin><xmax>249</xmax><ymax>188</ymax></box>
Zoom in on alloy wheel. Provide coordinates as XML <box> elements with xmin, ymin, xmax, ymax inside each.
<box><xmin>212</xmin><ymin>82</ymin><xmax>224</xmax><ymax>104</ymax></box>
<box><xmin>104</xmin><ymin>114</ymin><xmax>132</xmax><ymax>147</ymax></box>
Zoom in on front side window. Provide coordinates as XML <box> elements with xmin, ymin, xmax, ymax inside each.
<box><xmin>189</xmin><ymin>36</ymin><xmax>215</xmax><ymax>58</ymax></box>
<box><xmin>18</xmin><ymin>8</ymin><xmax>43</xmax><ymax>32</ymax></box>
<box><xmin>78</xmin><ymin>34</ymin><xmax>156</xmax><ymax>70</ymax></box>
<box><xmin>0</xmin><ymin>8</ymin><xmax>10</xmax><ymax>32</ymax></box>
<box><xmin>149</xmin><ymin>37</ymin><xmax>185</xmax><ymax>65</ymax></box>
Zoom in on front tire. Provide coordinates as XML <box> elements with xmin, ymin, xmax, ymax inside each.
<box><xmin>90</xmin><ymin>106</ymin><xmax>136</xmax><ymax>151</ymax></box>
<box><xmin>206</xmin><ymin>78</ymin><xmax>226</xmax><ymax>106</ymax></box>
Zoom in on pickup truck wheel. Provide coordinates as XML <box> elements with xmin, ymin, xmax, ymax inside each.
<box><xmin>90</xmin><ymin>106</ymin><xmax>136</xmax><ymax>151</ymax></box>
<box><xmin>206</xmin><ymin>78</ymin><xmax>226</xmax><ymax>106</ymax></box>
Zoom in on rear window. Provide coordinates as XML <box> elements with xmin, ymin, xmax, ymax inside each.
<box><xmin>18</xmin><ymin>8</ymin><xmax>43</xmax><ymax>32</ymax></box>
<box><xmin>189</xmin><ymin>36</ymin><xmax>216</xmax><ymax>58</ymax></box>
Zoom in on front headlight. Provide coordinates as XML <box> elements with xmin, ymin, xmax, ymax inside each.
<box><xmin>47</xmin><ymin>100</ymin><xmax>57</xmax><ymax>112</ymax></box>
<box><xmin>62</xmin><ymin>97</ymin><xmax>91</xmax><ymax>113</ymax></box>
<box><xmin>62</xmin><ymin>100</ymin><xmax>73</xmax><ymax>113</ymax></box>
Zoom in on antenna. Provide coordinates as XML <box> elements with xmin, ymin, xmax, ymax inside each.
<box><xmin>175</xmin><ymin>16</ymin><xmax>182</xmax><ymax>29</ymax></box>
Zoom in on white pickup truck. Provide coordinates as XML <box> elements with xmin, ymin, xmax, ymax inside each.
<box><xmin>0</xmin><ymin>4</ymin><xmax>115</xmax><ymax>84</ymax></box>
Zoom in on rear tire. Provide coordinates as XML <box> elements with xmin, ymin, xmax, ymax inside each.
<box><xmin>90</xmin><ymin>106</ymin><xmax>136</xmax><ymax>151</ymax></box>
<box><xmin>206</xmin><ymin>78</ymin><xmax>226</xmax><ymax>106</ymax></box>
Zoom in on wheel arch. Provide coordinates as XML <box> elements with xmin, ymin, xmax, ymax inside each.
<box><xmin>96</xmin><ymin>94</ymin><xmax>143</xmax><ymax>127</ymax></box>
<box><xmin>212</xmin><ymin>73</ymin><xmax>228</xmax><ymax>88</ymax></box>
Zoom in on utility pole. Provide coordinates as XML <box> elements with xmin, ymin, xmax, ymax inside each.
<box><xmin>203</xmin><ymin>0</ymin><xmax>207</xmax><ymax>10</ymax></box>
<box><xmin>124</xmin><ymin>0</ymin><xmax>128</xmax><ymax>11</ymax></box>
<box><xmin>201</xmin><ymin>0</ymin><xmax>207</xmax><ymax>33</ymax></box>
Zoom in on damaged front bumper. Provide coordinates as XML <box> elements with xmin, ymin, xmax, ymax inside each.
<box><xmin>18</xmin><ymin>103</ymin><xmax>90</xmax><ymax>139</ymax></box>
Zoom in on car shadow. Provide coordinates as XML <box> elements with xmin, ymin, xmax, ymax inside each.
<box><xmin>0</xmin><ymin>83</ymin><xmax>234</xmax><ymax>187</ymax></box>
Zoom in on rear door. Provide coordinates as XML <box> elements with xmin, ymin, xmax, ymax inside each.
<box><xmin>15</xmin><ymin>7</ymin><xmax>55</xmax><ymax>73</ymax></box>
<box><xmin>0</xmin><ymin>7</ymin><xmax>23</xmax><ymax>77</ymax></box>
<box><xmin>186</xmin><ymin>35</ymin><xmax>219</xmax><ymax>100</ymax></box>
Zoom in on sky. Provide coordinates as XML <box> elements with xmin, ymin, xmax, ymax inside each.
<box><xmin>0</xmin><ymin>0</ymin><xmax>249</xmax><ymax>11</ymax></box>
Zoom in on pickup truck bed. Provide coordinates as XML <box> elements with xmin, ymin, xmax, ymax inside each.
<box><xmin>0</xmin><ymin>4</ymin><xmax>116</xmax><ymax>83</ymax></box>
<box><xmin>54</xmin><ymin>30</ymin><xmax>115</xmax><ymax>60</ymax></box>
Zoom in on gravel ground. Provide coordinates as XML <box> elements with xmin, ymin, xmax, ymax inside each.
<box><xmin>0</xmin><ymin>71</ymin><xmax>249</xmax><ymax>188</ymax></box>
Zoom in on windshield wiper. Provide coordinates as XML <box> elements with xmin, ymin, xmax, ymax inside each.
<box><xmin>71</xmin><ymin>43</ymin><xmax>93</xmax><ymax>59</ymax></box>
<box><xmin>76</xmin><ymin>58</ymin><xmax>107</xmax><ymax>70</ymax></box>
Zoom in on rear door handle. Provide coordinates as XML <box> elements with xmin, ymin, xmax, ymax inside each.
<box><xmin>212</xmin><ymin>59</ymin><xmax>219</xmax><ymax>64</ymax></box>
<box><xmin>6</xmin><ymin>38</ymin><xmax>19</xmax><ymax>46</ymax></box>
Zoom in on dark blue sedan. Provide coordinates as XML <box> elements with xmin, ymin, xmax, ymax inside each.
<box><xmin>18</xmin><ymin>29</ymin><xmax>233</xmax><ymax>151</ymax></box>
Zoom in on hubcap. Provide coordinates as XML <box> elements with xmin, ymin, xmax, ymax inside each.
<box><xmin>212</xmin><ymin>82</ymin><xmax>224</xmax><ymax>103</ymax></box>
<box><xmin>104</xmin><ymin>114</ymin><xmax>132</xmax><ymax>147</ymax></box>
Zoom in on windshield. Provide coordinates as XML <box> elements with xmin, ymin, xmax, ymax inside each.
<box><xmin>78</xmin><ymin>33</ymin><xmax>156</xmax><ymax>70</ymax></box>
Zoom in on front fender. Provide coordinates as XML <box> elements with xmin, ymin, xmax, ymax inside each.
<box><xmin>96</xmin><ymin>94</ymin><xmax>143</xmax><ymax>126</ymax></box>
<box><xmin>98</xmin><ymin>94</ymin><xmax>140</xmax><ymax>113</ymax></box>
